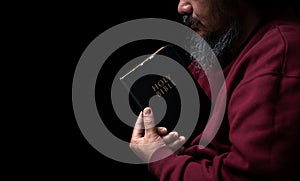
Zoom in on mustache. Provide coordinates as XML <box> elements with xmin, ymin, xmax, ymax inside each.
<box><xmin>182</xmin><ymin>15</ymin><xmax>203</xmax><ymax>28</ymax></box>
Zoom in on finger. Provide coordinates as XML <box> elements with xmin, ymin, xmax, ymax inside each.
<box><xmin>157</xmin><ymin>127</ymin><xmax>168</xmax><ymax>136</ymax></box>
<box><xmin>167</xmin><ymin>136</ymin><xmax>186</xmax><ymax>151</ymax></box>
<box><xmin>143</xmin><ymin>107</ymin><xmax>157</xmax><ymax>135</ymax></box>
<box><xmin>162</xmin><ymin>131</ymin><xmax>179</xmax><ymax>144</ymax></box>
<box><xmin>131</xmin><ymin>111</ymin><xmax>144</xmax><ymax>139</ymax></box>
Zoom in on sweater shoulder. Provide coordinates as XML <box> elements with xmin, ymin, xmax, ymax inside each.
<box><xmin>231</xmin><ymin>19</ymin><xmax>300</xmax><ymax>80</ymax></box>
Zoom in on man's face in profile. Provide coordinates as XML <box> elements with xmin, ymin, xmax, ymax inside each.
<box><xmin>178</xmin><ymin>0</ymin><xmax>228</xmax><ymax>37</ymax></box>
<box><xmin>178</xmin><ymin>0</ymin><xmax>240</xmax><ymax>64</ymax></box>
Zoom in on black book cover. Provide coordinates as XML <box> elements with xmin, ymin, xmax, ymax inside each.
<box><xmin>119</xmin><ymin>45</ymin><xmax>191</xmax><ymax>131</ymax></box>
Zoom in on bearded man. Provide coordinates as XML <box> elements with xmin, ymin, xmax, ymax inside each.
<box><xmin>129</xmin><ymin>0</ymin><xmax>300</xmax><ymax>180</ymax></box>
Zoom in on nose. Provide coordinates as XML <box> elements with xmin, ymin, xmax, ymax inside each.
<box><xmin>178</xmin><ymin>0</ymin><xmax>192</xmax><ymax>15</ymax></box>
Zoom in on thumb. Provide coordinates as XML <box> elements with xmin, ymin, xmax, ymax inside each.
<box><xmin>143</xmin><ymin>107</ymin><xmax>157</xmax><ymax>135</ymax></box>
<box><xmin>131</xmin><ymin>111</ymin><xmax>144</xmax><ymax>139</ymax></box>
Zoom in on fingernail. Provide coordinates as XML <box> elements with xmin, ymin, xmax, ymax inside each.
<box><xmin>171</xmin><ymin>131</ymin><xmax>178</xmax><ymax>136</ymax></box>
<box><xmin>179</xmin><ymin>136</ymin><xmax>186</xmax><ymax>141</ymax></box>
<box><xmin>143</xmin><ymin>108</ymin><xmax>151</xmax><ymax>115</ymax></box>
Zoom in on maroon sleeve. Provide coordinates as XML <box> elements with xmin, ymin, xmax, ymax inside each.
<box><xmin>222</xmin><ymin>74</ymin><xmax>300</xmax><ymax>181</ymax></box>
<box><xmin>148</xmin><ymin>21</ymin><xmax>300</xmax><ymax>181</ymax></box>
<box><xmin>149</xmin><ymin>73</ymin><xmax>300</xmax><ymax>181</ymax></box>
<box><xmin>149</xmin><ymin>146</ymin><xmax>228</xmax><ymax>181</ymax></box>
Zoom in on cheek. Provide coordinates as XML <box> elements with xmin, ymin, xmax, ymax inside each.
<box><xmin>206</xmin><ymin>15</ymin><xmax>223</xmax><ymax>32</ymax></box>
<box><xmin>194</xmin><ymin>12</ymin><xmax>223</xmax><ymax>35</ymax></box>
<box><xmin>193</xmin><ymin>2</ymin><xmax>224</xmax><ymax>33</ymax></box>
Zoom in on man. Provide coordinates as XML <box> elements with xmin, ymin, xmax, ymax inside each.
<box><xmin>130</xmin><ymin>0</ymin><xmax>300</xmax><ymax>180</ymax></box>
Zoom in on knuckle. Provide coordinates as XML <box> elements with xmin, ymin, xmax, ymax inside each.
<box><xmin>143</xmin><ymin>119</ymin><xmax>153</xmax><ymax>125</ymax></box>
<box><xmin>171</xmin><ymin>131</ymin><xmax>179</xmax><ymax>138</ymax></box>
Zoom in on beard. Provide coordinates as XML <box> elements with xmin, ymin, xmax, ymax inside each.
<box><xmin>183</xmin><ymin>15</ymin><xmax>240</xmax><ymax>71</ymax></box>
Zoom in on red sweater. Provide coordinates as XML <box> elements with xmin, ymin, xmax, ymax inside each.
<box><xmin>148</xmin><ymin>16</ymin><xmax>300</xmax><ymax>181</ymax></box>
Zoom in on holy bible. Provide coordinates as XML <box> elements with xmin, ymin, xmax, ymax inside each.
<box><xmin>119</xmin><ymin>44</ymin><xmax>189</xmax><ymax>131</ymax></box>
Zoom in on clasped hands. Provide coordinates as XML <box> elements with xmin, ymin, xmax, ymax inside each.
<box><xmin>130</xmin><ymin>107</ymin><xmax>186</xmax><ymax>162</ymax></box>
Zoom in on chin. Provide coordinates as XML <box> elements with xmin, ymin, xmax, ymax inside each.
<box><xmin>191</xmin><ymin>28</ymin><xmax>207</xmax><ymax>37</ymax></box>
<box><xmin>196</xmin><ymin>31</ymin><xmax>207</xmax><ymax>38</ymax></box>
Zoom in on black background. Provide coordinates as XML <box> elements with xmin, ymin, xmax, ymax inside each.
<box><xmin>33</xmin><ymin>1</ymin><xmax>183</xmax><ymax>180</ymax></box>
<box><xmin>16</xmin><ymin>0</ymin><xmax>300</xmax><ymax>180</ymax></box>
